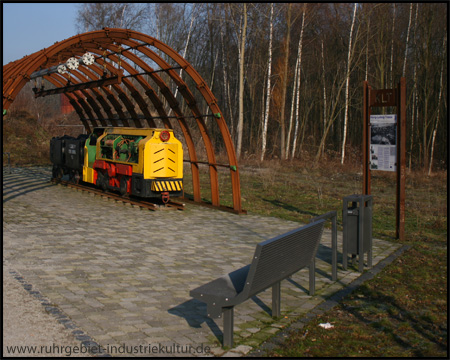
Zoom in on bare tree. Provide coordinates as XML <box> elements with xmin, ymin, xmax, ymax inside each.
<box><xmin>415</xmin><ymin>3</ymin><xmax>447</xmax><ymax>170</ymax></box>
<box><xmin>279</xmin><ymin>3</ymin><xmax>292</xmax><ymax>160</ymax></box>
<box><xmin>340</xmin><ymin>3</ymin><xmax>357</xmax><ymax>164</ymax></box>
<box><xmin>320</xmin><ymin>39</ymin><xmax>327</xmax><ymax>156</ymax></box>
<box><xmin>365</xmin><ymin>15</ymin><xmax>370</xmax><ymax>81</ymax></box>
<box><xmin>171</xmin><ymin>4</ymin><xmax>197</xmax><ymax>102</ymax></box>
<box><xmin>428</xmin><ymin>34</ymin><xmax>446</xmax><ymax>175</ymax></box>
<box><xmin>219</xmin><ymin>12</ymin><xmax>234</xmax><ymax>138</ymax></box>
<box><xmin>389</xmin><ymin>4</ymin><xmax>396</xmax><ymax>88</ymax></box>
<box><xmin>236</xmin><ymin>4</ymin><xmax>247</xmax><ymax>160</ymax></box>
<box><xmin>402</xmin><ymin>3</ymin><xmax>413</xmax><ymax>77</ymax></box>
<box><xmin>261</xmin><ymin>3</ymin><xmax>274</xmax><ymax>161</ymax></box>
<box><xmin>66</xmin><ymin>2</ymin><xmax>447</xmax><ymax>169</ymax></box>
<box><xmin>290</xmin><ymin>4</ymin><xmax>307</xmax><ymax>160</ymax></box>
<box><xmin>75</xmin><ymin>3</ymin><xmax>146</xmax><ymax>32</ymax></box>
<box><xmin>285</xmin><ymin>37</ymin><xmax>299</xmax><ymax>159</ymax></box>
<box><xmin>409</xmin><ymin>4</ymin><xmax>419</xmax><ymax>170</ymax></box>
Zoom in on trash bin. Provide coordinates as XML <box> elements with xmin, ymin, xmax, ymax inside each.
<box><xmin>343</xmin><ymin>194</ymin><xmax>373</xmax><ymax>272</ymax></box>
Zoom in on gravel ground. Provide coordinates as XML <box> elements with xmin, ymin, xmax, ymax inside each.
<box><xmin>3</xmin><ymin>260</ymin><xmax>92</xmax><ymax>357</ymax></box>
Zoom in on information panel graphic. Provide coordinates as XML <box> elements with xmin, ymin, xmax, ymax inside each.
<box><xmin>370</xmin><ymin>114</ymin><xmax>397</xmax><ymax>171</ymax></box>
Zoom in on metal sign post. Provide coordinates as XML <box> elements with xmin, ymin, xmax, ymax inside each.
<box><xmin>363</xmin><ymin>78</ymin><xmax>406</xmax><ymax>241</ymax></box>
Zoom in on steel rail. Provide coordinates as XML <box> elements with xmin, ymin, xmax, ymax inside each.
<box><xmin>51</xmin><ymin>179</ymin><xmax>184</xmax><ymax>211</ymax></box>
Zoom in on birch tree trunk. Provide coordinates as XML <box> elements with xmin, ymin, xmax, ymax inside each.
<box><xmin>290</xmin><ymin>4</ymin><xmax>306</xmax><ymax>160</ymax></box>
<box><xmin>409</xmin><ymin>63</ymin><xmax>418</xmax><ymax>170</ymax></box>
<box><xmin>321</xmin><ymin>39</ymin><xmax>327</xmax><ymax>156</ymax></box>
<box><xmin>279</xmin><ymin>4</ymin><xmax>292</xmax><ymax>160</ymax></box>
<box><xmin>219</xmin><ymin>14</ymin><xmax>234</xmax><ymax>137</ymax></box>
<box><xmin>261</xmin><ymin>3</ymin><xmax>273</xmax><ymax>161</ymax></box>
<box><xmin>285</xmin><ymin>47</ymin><xmax>298</xmax><ymax>159</ymax></box>
<box><xmin>340</xmin><ymin>3</ymin><xmax>357</xmax><ymax>165</ymax></box>
<box><xmin>428</xmin><ymin>34</ymin><xmax>446</xmax><ymax>175</ymax></box>
<box><xmin>402</xmin><ymin>3</ymin><xmax>413</xmax><ymax>77</ymax></box>
<box><xmin>408</xmin><ymin>4</ymin><xmax>419</xmax><ymax>170</ymax></box>
<box><xmin>390</xmin><ymin>4</ymin><xmax>396</xmax><ymax>88</ymax></box>
<box><xmin>173</xmin><ymin>4</ymin><xmax>195</xmax><ymax>100</ymax></box>
<box><xmin>236</xmin><ymin>3</ymin><xmax>247</xmax><ymax>159</ymax></box>
<box><xmin>204</xmin><ymin>50</ymin><xmax>219</xmax><ymax>125</ymax></box>
<box><xmin>365</xmin><ymin>13</ymin><xmax>370</xmax><ymax>81</ymax></box>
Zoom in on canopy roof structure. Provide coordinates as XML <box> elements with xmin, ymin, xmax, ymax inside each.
<box><xmin>3</xmin><ymin>28</ymin><xmax>243</xmax><ymax>213</ymax></box>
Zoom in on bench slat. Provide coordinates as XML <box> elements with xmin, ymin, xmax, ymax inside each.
<box><xmin>244</xmin><ymin>221</ymin><xmax>325</xmax><ymax>298</ymax></box>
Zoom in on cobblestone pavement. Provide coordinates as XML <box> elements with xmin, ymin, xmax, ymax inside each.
<box><xmin>3</xmin><ymin>167</ymin><xmax>401</xmax><ymax>357</ymax></box>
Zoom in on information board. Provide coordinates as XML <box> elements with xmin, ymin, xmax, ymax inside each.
<box><xmin>370</xmin><ymin>114</ymin><xmax>397</xmax><ymax>172</ymax></box>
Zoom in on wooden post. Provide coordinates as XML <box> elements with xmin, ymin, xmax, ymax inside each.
<box><xmin>362</xmin><ymin>78</ymin><xmax>406</xmax><ymax>240</ymax></box>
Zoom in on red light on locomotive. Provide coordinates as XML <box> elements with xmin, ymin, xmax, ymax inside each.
<box><xmin>160</xmin><ymin>130</ymin><xmax>170</xmax><ymax>142</ymax></box>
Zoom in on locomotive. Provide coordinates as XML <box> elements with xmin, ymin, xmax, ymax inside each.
<box><xmin>50</xmin><ymin>127</ymin><xmax>183</xmax><ymax>203</ymax></box>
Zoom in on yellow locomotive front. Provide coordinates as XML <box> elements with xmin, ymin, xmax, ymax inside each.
<box><xmin>82</xmin><ymin>127</ymin><xmax>183</xmax><ymax>202</ymax></box>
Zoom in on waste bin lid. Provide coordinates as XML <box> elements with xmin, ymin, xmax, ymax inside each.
<box><xmin>343</xmin><ymin>194</ymin><xmax>373</xmax><ymax>201</ymax></box>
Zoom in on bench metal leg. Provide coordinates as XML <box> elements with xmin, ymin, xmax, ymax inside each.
<box><xmin>222</xmin><ymin>307</ymin><xmax>234</xmax><ymax>348</ymax></box>
<box><xmin>272</xmin><ymin>282</ymin><xmax>281</xmax><ymax>317</ymax></box>
<box><xmin>332</xmin><ymin>215</ymin><xmax>337</xmax><ymax>281</ymax></box>
<box><xmin>343</xmin><ymin>207</ymin><xmax>348</xmax><ymax>270</ymax></box>
<box><xmin>309</xmin><ymin>258</ymin><xmax>315</xmax><ymax>296</ymax></box>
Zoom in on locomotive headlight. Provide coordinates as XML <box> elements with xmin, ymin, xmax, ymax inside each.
<box><xmin>160</xmin><ymin>131</ymin><xmax>170</xmax><ymax>142</ymax></box>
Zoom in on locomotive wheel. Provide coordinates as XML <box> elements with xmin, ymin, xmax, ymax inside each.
<box><xmin>101</xmin><ymin>173</ymin><xmax>109</xmax><ymax>191</ymax></box>
<box><xmin>96</xmin><ymin>171</ymin><xmax>108</xmax><ymax>191</ymax></box>
<box><xmin>74</xmin><ymin>171</ymin><xmax>80</xmax><ymax>184</ymax></box>
<box><xmin>69</xmin><ymin>170</ymin><xmax>80</xmax><ymax>184</ymax></box>
<box><xmin>95</xmin><ymin>172</ymin><xmax>103</xmax><ymax>188</ymax></box>
<box><xmin>120</xmin><ymin>176</ymin><xmax>129</xmax><ymax>196</ymax></box>
<box><xmin>52</xmin><ymin>166</ymin><xmax>63</xmax><ymax>180</ymax></box>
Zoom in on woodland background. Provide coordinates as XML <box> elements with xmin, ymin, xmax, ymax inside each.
<box><xmin>4</xmin><ymin>3</ymin><xmax>448</xmax><ymax>172</ymax></box>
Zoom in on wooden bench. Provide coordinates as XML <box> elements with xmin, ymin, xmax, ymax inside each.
<box><xmin>189</xmin><ymin>219</ymin><xmax>325</xmax><ymax>348</ymax></box>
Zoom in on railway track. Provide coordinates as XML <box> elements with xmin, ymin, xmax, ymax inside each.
<box><xmin>50</xmin><ymin>178</ymin><xmax>185</xmax><ymax>211</ymax></box>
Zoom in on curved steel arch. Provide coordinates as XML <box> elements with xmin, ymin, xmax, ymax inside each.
<box><xmin>2</xmin><ymin>28</ymin><xmax>243</xmax><ymax>213</ymax></box>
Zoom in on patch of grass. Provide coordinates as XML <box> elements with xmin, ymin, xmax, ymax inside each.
<box><xmin>210</xmin><ymin>160</ymin><xmax>447</xmax><ymax>358</ymax></box>
<box><xmin>184</xmin><ymin>158</ymin><xmax>447</xmax><ymax>358</ymax></box>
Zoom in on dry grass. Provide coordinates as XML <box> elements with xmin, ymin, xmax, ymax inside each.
<box><xmin>2</xmin><ymin>111</ymin><xmax>447</xmax><ymax>356</ymax></box>
<box><xmin>3</xmin><ymin>110</ymin><xmax>52</xmax><ymax>166</ymax></box>
<box><xmin>184</xmin><ymin>156</ymin><xmax>447</xmax><ymax>357</ymax></box>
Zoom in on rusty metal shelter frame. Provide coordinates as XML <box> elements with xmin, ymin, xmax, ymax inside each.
<box><xmin>3</xmin><ymin>28</ymin><xmax>244</xmax><ymax>213</ymax></box>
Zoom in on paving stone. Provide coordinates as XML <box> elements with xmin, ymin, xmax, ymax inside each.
<box><xmin>245</xmin><ymin>328</ymin><xmax>260</xmax><ymax>334</ymax></box>
<box><xmin>3</xmin><ymin>167</ymin><xmax>402</xmax><ymax>354</ymax></box>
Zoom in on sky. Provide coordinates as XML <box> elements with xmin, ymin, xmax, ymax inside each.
<box><xmin>3</xmin><ymin>3</ymin><xmax>80</xmax><ymax>65</ymax></box>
